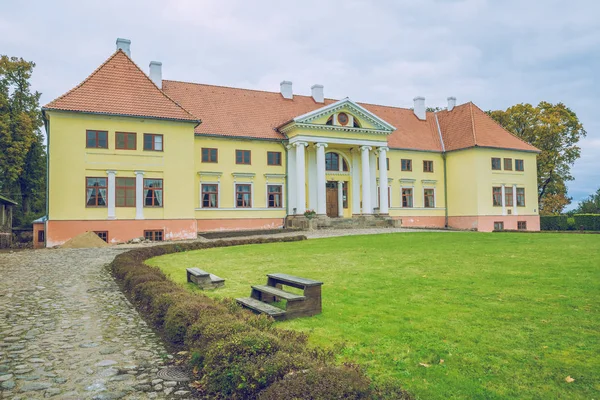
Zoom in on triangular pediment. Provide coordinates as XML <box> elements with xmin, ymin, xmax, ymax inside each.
<box><xmin>279</xmin><ymin>98</ymin><xmax>396</xmax><ymax>135</ymax></box>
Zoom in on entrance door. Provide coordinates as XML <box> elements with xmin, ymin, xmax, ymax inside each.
<box><xmin>326</xmin><ymin>181</ymin><xmax>338</xmax><ymax>217</ymax></box>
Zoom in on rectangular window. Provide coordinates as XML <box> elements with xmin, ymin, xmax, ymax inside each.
<box><xmin>267</xmin><ymin>151</ymin><xmax>282</xmax><ymax>166</ymax></box>
<box><xmin>505</xmin><ymin>186</ymin><xmax>513</xmax><ymax>207</ymax></box>
<box><xmin>116</xmin><ymin>177</ymin><xmax>136</xmax><ymax>207</ymax></box>
<box><xmin>401</xmin><ymin>159</ymin><xmax>412</xmax><ymax>172</ymax></box>
<box><xmin>144</xmin><ymin>230</ymin><xmax>163</xmax><ymax>241</ymax></box>
<box><xmin>377</xmin><ymin>158</ymin><xmax>390</xmax><ymax>171</ymax></box>
<box><xmin>143</xmin><ymin>133</ymin><xmax>163</xmax><ymax>151</ymax></box>
<box><xmin>515</xmin><ymin>159</ymin><xmax>524</xmax><ymax>171</ymax></box>
<box><xmin>37</xmin><ymin>230</ymin><xmax>45</xmax><ymax>243</ymax></box>
<box><xmin>491</xmin><ymin>157</ymin><xmax>501</xmax><ymax>170</ymax></box>
<box><xmin>236</xmin><ymin>184</ymin><xmax>252</xmax><ymax>207</ymax></box>
<box><xmin>424</xmin><ymin>188</ymin><xmax>435</xmax><ymax>208</ymax></box>
<box><xmin>517</xmin><ymin>221</ymin><xmax>527</xmax><ymax>230</ymax></box>
<box><xmin>86</xmin><ymin>177</ymin><xmax>107</xmax><ymax>207</ymax></box>
<box><xmin>492</xmin><ymin>186</ymin><xmax>502</xmax><ymax>207</ymax></box>
<box><xmin>236</xmin><ymin>150</ymin><xmax>251</xmax><ymax>165</ymax></box>
<box><xmin>516</xmin><ymin>188</ymin><xmax>525</xmax><ymax>207</ymax></box>
<box><xmin>201</xmin><ymin>148</ymin><xmax>218</xmax><ymax>163</ymax></box>
<box><xmin>423</xmin><ymin>160</ymin><xmax>434</xmax><ymax>173</ymax></box>
<box><xmin>402</xmin><ymin>188</ymin><xmax>413</xmax><ymax>207</ymax></box>
<box><xmin>267</xmin><ymin>185</ymin><xmax>282</xmax><ymax>208</ymax></box>
<box><xmin>94</xmin><ymin>231</ymin><xmax>108</xmax><ymax>242</ymax></box>
<box><xmin>86</xmin><ymin>130</ymin><xmax>108</xmax><ymax>149</ymax></box>
<box><xmin>144</xmin><ymin>179</ymin><xmax>163</xmax><ymax>207</ymax></box>
<box><xmin>115</xmin><ymin>132</ymin><xmax>136</xmax><ymax>150</ymax></box>
<box><xmin>343</xmin><ymin>182</ymin><xmax>348</xmax><ymax>209</ymax></box>
<box><xmin>201</xmin><ymin>184</ymin><xmax>218</xmax><ymax>208</ymax></box>
<box><xmin>494</xmin><ymin>221</ymin><xmax>504</xmax><ymax>231</ymax></box>
<box><xmin>504</xmin><ymin>158</ymin><xmax>512</xmax><ymax>171</ymax></box>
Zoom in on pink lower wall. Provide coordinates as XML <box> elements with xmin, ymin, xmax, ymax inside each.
<box><xmin>448</xmin><ymin>215</ymin><xmax>540</xmax><ymax>232</ymax></box>
<box><xmin>392</xmin><ymin>216</ymin><xmax>446</xmax><ymax>228</ymax></box>
<box><xmin>197</xmin><ymin>218</ymin><xmax>284</xmax><ymax>232</ymax></box>
<box><xmin>46</xmin><ymin>219</ymin><xmax>198</xmax><ymax>247</ymax></box>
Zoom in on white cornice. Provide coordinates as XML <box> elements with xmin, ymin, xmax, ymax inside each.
<box><xmin>198</xmin><ymin>171</ymin><xmax>222</xmax><ymax>177</ymax></box>
<box><xmin>279</xmin><ymin>122</ymin><xmax>391</xmax><ymax>136</ymax></box>
<box><xmin>232</xmin><ymin>172</ymin><xmax>256</xmax><ymax>178</ymax></box>
<box><xmin>288</xmin><ymin>135</ymin><xmax>386</xmax><ymax>147</ymax></box>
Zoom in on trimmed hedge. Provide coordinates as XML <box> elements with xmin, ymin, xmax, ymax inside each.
<box><xmin>109</xmin><ymin>236</ymin><xmax>408</xmax><ymax>399</ymax></box>
<box><xmin>573</xmin><ymin>214</ymin><xmax>600</xmax><ymax>231</ymax></box>
<box><xmin>199</xmin><ymin>228</ymin><xmax>301</xmax><ymax>240</ymax></box>
<box><xmin>540</xmin><ymin>215</ymin><xmax>569</xmax><ymax>231</ymax></box>
<box><xmin>540</xmin><ymin>214</ymin><xmax>600</xmax><ymax>231</ymax></box>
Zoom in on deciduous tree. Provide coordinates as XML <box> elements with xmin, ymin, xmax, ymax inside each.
<box><xmin>574</xmin><ymin>188</ymin><xmax>600</xmax><ymax>214</ymax></box>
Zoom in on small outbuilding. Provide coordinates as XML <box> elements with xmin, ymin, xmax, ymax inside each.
<box><xmin>0</xmin><ymin>195</ymin><xmax>18</xmax><ymax>248</ymax></box>
<box><xmin>33</xmin><ymin>215</ymin><xmax>47</xmax><ymax>249</ymax></box>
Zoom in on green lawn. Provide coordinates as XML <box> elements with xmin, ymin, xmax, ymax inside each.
<box><xmin>147</xmin><ymin>232</ymin><xmax>600</xmax><ymax>399</ymax></box>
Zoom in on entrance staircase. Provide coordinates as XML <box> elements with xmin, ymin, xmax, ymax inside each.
<box><xmin>286</xmin><ymin>214</ymin><xmax>400</xmax><ymax>230</ymax></box>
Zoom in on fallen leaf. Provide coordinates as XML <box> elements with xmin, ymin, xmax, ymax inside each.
<box><xmin>565</xmin><ymin>376</ymin><xmax>575</xmax><ymax>383</ymax></box>
<box><xmin>439</xmin><ymin>359</ymin><xmax>444</xmax><ymax>364</ymax></box>
<box><xmin>419</xmin><ymin>362</ymin><xmax>430</xmax><ymax>368</ymax></box>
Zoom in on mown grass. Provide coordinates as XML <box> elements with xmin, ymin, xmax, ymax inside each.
<box><xmin>147</xmin><ymin>232</ymin><xmax>600</xmax><ymax>399</ymax></box>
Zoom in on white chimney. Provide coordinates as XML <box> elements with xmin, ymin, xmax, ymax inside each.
<box><xmin>149</xmin><ymin>61</ymin><xmax>162</xmax><ymax>89</ymax></box>
<box><xmin>280</xmin><ymin>81</ymin><xmax>293</xmax><ymax>99</ymax></box>
<box><xmin>447</xmin><ymin>96</ymin><xmax>456</xmax><ymax>111</ymax></box>
<box><xmin>311</xmin><ymin>84</ymin><xmax>324</xmax><ymax>103</ymax></box>
<box><xmin>116</xmin><ymin>38</ymin><xmax>131</xmax><ymax>57</ymax></box>
<box><xmin>413</xmin><ymin>96</ymin><xmax>426</xmax><ymax>120</ymax></box>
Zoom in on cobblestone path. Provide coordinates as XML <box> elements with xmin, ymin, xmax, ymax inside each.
<box><xmin>0</xmin><ymin>248</ymin><xmax>193</xmax><ymax>399</ymax></box>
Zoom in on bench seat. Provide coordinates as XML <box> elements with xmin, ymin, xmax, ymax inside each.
<box><xmin>236</xmin><ymin>297</ymin><xmax>286</xmax><ymax>320</ymax></box>
<box><xmin>251</xmin><ymin>285</ymin><xmax>306</xmax><ymax>301</ymax></box>
<box><xmin>267</xmin><ymin>273</ymin><xmax>323</xmax><ymax>288</ymax></box>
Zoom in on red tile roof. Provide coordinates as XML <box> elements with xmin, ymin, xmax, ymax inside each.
<box><xmin>44</xmin><ymin>50</ymin><xmax>199</xmax><ymax>123</ymax></box>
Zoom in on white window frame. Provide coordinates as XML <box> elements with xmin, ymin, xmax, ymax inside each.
<box><xmin>423</xmin><ymin>187</ymin><xmax>436</xmax><ymax>208</ymax></box>
<box><xmin>265</xmin><ymin>183</ymin><xmax>285</xmax><ymax>209</ymax></box>
<box><xmin>200</xmin><ymin>182</ymin><xmax>220</xmax><ymax>209</ymax></box>
<box><xmin>401</xmin><ymin>186</ymin><xmax>414</xmax><ymax>208</ymax></box>
<box><xmin>234</xmin><ymin>181</ymin><xmax>254</xmax><ymax>209</ymax></box>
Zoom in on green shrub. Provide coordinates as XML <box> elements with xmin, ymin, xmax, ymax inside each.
<box><xmin>567</xmin><ymin>217</ymin><xmax>576</xmax><ymax>230</ymax></box>
<box><xmin>164</xmin><ymin>301</ymin><xmax>224</xmax><ymax>345</ymax></box>
<box><xmin>573</xmin><ymin>214</ymin><xmax>600</xmax><ymax>231</ymax></box>
<box><xmin>540</xmin><ymin>215</ymin><xmax>569</xmax><ymax>230</ymax></box>
<box><xmin>258</xmin><ymin>365</ymin><xmax>372</xmax><ymax>400</ymax></box>
<box><xmin>131</xmin><ymin>280</ymin><xmax>179</xmax><ymax>309</ymax></box>
<box><xmin>150</xmin><ymin>291</ymin><xmax>193</xmax><ymax>328</ymax></box>
<box><xmin>123</xmin><ymin>269</ymin><xmax>166</xmax><ymax>291</ymax></box>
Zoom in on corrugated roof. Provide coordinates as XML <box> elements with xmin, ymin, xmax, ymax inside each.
<box><xmin>0</xmin><ymin>194</ymin><xmax>18</xmax><ymax>205</ymax></box>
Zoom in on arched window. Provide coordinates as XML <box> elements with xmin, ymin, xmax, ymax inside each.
<box><xmin>325</xmin><ymin>152</ymin><xmax>339</xmax><ymax>171</ymax></box>
<box><xmin>326</xmin><ymin>115</ymin><xmax>333</xmax><ymax>126</ymax></box>
<box><xmin>342</xmin><ymin>158</ymin><xmax>349</xmax><ymax>171</ymax></box>
<box><xmin>353</xmin><ymin>117</ymin><xmax>361</xmax><ymax>128</ymax></box>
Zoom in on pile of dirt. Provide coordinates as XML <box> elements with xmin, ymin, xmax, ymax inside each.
<box><xmin>61</xmin><ymin>231</ymin><xmax>109</xmax><ymax>248</ymax></box>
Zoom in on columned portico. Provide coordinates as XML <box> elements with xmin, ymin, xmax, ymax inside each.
<box><xmin>135</xmin><ymin>171</ymin><xmax>145</xmax><ymax>220</ymax></box>
<box><xmin>337</xmin><ymin>180</ymin><xmax>344</xmax><ymax>217</ymax></box>
<box><xmin>360</xmin><ymin>146</ymin><xmax>372</xmax><ymax>214</ymax></box>
<box><xmin>294</xmin><ymin>142</ymin><xmax>308</xmax><ymax>214</ymax></box>
<box><xmin>377</xmin><ymin>147</ymin><xmax>389</xmax><ymax>214</ymax></box>
<box><xmin>315</xmin><ymin>143</ymin><xmax>328</xmax><ymax>215</ymax></box>
<box><xmin>106</xmin><ymin>170</ymin><xmax>117</xmax><ymax>219</ymax></box>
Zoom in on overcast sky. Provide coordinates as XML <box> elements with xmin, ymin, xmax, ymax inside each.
<box><xmin>2</xmin><ymin>0</ymin><xmax>598</xmax><ymax>208</ymax></box>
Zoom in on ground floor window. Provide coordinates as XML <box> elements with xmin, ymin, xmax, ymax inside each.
<box><xmin>424</xmin><ymin>188</ymin><xmax>435</xmax><ymax>208</ymax></box>
<box><xmin>201</xmin><ymin>184</ymin><xmax>218</xmax><ymax>208</ymax></box>
<box><xmin>267</xmin><ymin>185</ymin><xmax>282</xmax><ymax>208</ymax></box>
<box><xmin>517</xmin><ymin>221</ymin><xmax>527</xmax><ymax>230</ymax></box>
<box><xmin>236</xmin><ymin>184</ymin><xmax>252</xmax><ymax>208</ymax></box>
<box><xmin>144</xmin><ymin>179</ymin><xmax>163</xmax><ymax>207</ymax></box>
<box><xmin>402</xmin><ymin>188</ymin><xmax>413</xmax><ymax>207</ymax></box>
<box><xmin>494</xmin><ymin>221</ymin><xmax>504</xmax><ymax>231</ymax></box>
<box><xmin>144</xmin><ymin>230</ymin><xmax>163</xmax><ymax>241</ymax></box>
<box><xmin>116</xmin><ymin>177</ymin><xmax>136</xmax><ymax>207</ymax></box>
<box><xmin>94</xmin><ymin>231</ymin><xmax>108</xmax><ymax>242</ymax></box>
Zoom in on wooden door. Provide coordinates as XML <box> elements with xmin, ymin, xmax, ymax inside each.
<box><xmin>326</xmin><ymin>182</ymin><xmax>338</xmax><ymax>217</ymax></box>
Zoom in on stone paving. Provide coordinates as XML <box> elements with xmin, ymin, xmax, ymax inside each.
<box><xmin>0</xmin><ymin>248</ymin><xmax>193</xmax><ymax>399</ymax></box>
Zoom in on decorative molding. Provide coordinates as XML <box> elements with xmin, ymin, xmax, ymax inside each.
<box><xmin>421</xmin><ymin>179</ymin><xmax>437</xmax><ymax>185</ymax></box>
<box><xmin>376</xmin><ymin>146</ymin><xmax>390</xmax><ymax>154</ymax></box>
<box><xmin>314</xmin><ymin>142</ymin><xmax>328</xmax><ymax>149</ymax></box>
<box><xmin>195</xmin><ymin>207</ymin><xmax>283</xmax><ymax>211</ymax></box>
<box><xmin>325</xmin><ymin>171</ymin><xmax>350</xmax><ymax>177</ymax></box>
<box><xmin>197</xmin><ymin>171</ymin><xmax>222</xmax><ymax>177</ymax></box>
<box><xmin>289</xmin><ymin>135</ymin><xmax>385</xmax><ymax>147</ymax></box>
<box><xmin>232</xmin><ymin>172</ymin><xmax>256</xmax><ymax>178</ymax></box>
<box><xmin>264</xmin><ymin>173</ymin><xmax>286</xmax><ymax>179</ymax></box>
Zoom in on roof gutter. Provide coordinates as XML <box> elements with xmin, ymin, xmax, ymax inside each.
<box><xmin>435</xmin><ymin>112</ymin><xmax>449</xmax><ymax>228</ymax></box>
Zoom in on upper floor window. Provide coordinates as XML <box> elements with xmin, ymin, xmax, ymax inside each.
<box><xmin>116</xmin><ymin>177</ymin><xmax>136</xmax><ymax>207</ymax></box>
<box><xmin>325</xmin><ymin>152</ymin><xmax>349</xmax><ymax>171</ymax></box>
<box><xmin>504</xmin><ymin>158</ymin><xmax>512</xmax><ymax>171</ymax></box>
<box><xmin>267</xmin><ymin>151</ymin><xmax>282</xmax><ymax>166</ymax></box>
<box><xmin>144</xmin><ymin>134</ymin><xmax>163</xmax><ymax>151</ymax></box>
<box><xmin>423</xmin><ymin>160</ymin><xmax>434</xmax><ymax>173</ymax></box>
<box><xmin>201</xmin><ymin>184</ymin><xmax>218</xmax><ymax>208</ymax></box>
<box><xmin>377</xmin><ymin>158</ymin><xmax>390</xmax><ymax>171</ymax></box>
<box><xmin>515</xmin><ymin>159</ymin><xmax>524</xmax><ymax>171</ymax></box>
<box><xmin>517</xmin><ymin>188</ymin><xmax>525</xmax><ymax>206</ymax></box>
<box><xmin>144</xmin><ymin>179</ymin><xmax>163</xmax><ymax>207</ymax></box>
<box><xmin>236</xmin><ymin>150</ymin><xmax>251</xmax><ymax>165</ymax></box>
<box><xmin>86</xmin><ymin>177</ymin><xmax>107</xmax><ymax>207</ymax></box>
<box><xmin>491</xmin><ymin>157</ymin><xmax>501</xmax><ymax>170</ymax></box>
<box><xmin>401</xmin><ymin>159</ymin><xmax>412</xmax><ymax>172</ymax></box>
<box><xmin>115</xmin><ymin>132</ymin><xmax>136</xmax><ymax>150</ymax></box>
<box><xmin>86</xmin><ymin>130</ymin><xmax>108</xmax><ymax>149</ymax></box>
<box><xmin>202</xmin><ymin>148</ymin><xmax>218</xmax><ymax>163</ymax></box>
<box><xmin>424</xmin><ymin>189</ymin><xmax>435</xmax><ymax>208</ymax></box>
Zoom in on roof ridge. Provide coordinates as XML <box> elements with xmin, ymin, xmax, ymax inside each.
<box><xmin>469</xmin><ymin>102</ymin><xmax>477</xmax><ymax>145</ymax></box>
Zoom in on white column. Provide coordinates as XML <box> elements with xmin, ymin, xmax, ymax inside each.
<box><xmin>360</xmin><ymin>146</ymin><xmax>372</xmax><ymax>214</ymax></box>
<box><xmin>369</xmin><ymin>151</ymin><xmax>377</xmax><ymax>210</ymax></box>
<box><xmin>512</xmin><ymin>184</ymin><xmax>518</xmax><ymax>216</ymax></box>
<box><xmin>351</xmin><ymin>149</ymin><xmax>361</xmax><ymax>215</ymax></box>
<box><xmin>287</xmin><ymin>145</ymin><xmax>296</xmax><ymax>214</ymax></box>
<box><xmin>135</xmin><ymin>171</ymin><xmax>145</xmax><ymax>220</ymax></box>
<box><xmin>295</xmin><ymin>142</ymin><xmax>308</xmax><ymax>214</ymax></box>
<box><xmin>377</xmin><ymin>147</ymin><xmax>389</xmax><ymax>214</ymax></box>
<box><xmin>307</xmin><ymin>147</ymin><xmax>317</xmax><ymax>211</ymax></box>
<box><xmin>106</xmin><ymin>170</ymin><xmax>116</xmax><ymax>220</ymax></box>
<box><xmin>337</xmin><ymin>181</ymin><xmax>344</xmax><ymax>217</ymax></box>
<box><xmin>501</xmin><ymin>184</ymin><xmax>506</xmax><ymax>216</ymax></box>
<box><xmin>315</xmin><ymin>143</ymin><xmax>327</xmax><ymax>215</ymax></box>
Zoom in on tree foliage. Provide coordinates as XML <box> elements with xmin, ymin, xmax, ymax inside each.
<box><xmin>0</xmin><ymin>55</ymin><xmax>46</xmax><ymax>226</ymax></box>
<box><xmin>574</xmin><ymin>188</ymin><xmax>600</xmax><ymax>214</ymax></box>
<box><xmin>488</xmin><ymin>102</ymin><xmax>586</xmax><ymax>215</ymax></box>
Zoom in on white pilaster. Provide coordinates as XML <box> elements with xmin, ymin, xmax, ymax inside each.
<box><xmin>135</xmin><ymin>171</ymin><xmax>145</xmax><ymax>220</ymax></box>
<box><xmin>287</xmin><ymin>145</ymin><xmax>296</xmax><ymax>214</ymax></box>
<box><xmin>360</xmin><ymin>146</ymin><xmax>372</xmax><ymax>214</ymax></box>
<box><xmin>351</xmin><ymin>149</ymin><xmax>361</xmax><ymax>215</ymax></box>
<box><xmin>295</xmin><ymin>142</ymin><xmax>308</xmax><ymax>214</ymax></box>
<box><xmin>501</xmin><ymin>184</ymin><xmax>506</xmax><ymax>216</ymax></box>
<box><xmin>512</xmin><ymin>184</ymin><xmax>518</xmax><ymax>216</ymax></box>
<box><xmin>337</xmin><ymin>181</ymin><xmax>344</xmax><ymax>217</ymax></box>
<box><xmin>307</xmin><ymin>147</ymin><xmax>317</xmax><ymax>211</ymax></box>
<box><xmin>315</xmin><ymin>143</ymin><xmax>327</xmax><ymax>215</ymax></box>
<box><xmin>106</xmin><ymin>170</ymin><xmax>117</xmax><ymax>220</ymax></box>
<box><xmin>369</xmin><ymin>151</ymin><xmax>377</xmax><ymax>210</ymax></box>
<box><xmin>377</xmin><ymin>147</ymin><xmax>389</xmax><ymax>214</ymax></box>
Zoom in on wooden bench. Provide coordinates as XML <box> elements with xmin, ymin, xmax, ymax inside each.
<box><xmin>186</xmin><ymin>267</ymin><xmax>225</xmax><ymax>290</ymax></box>
<box><xmin>237</xmin><ymin>273</ymin><xmax>323</xmax><ymax>320</ymax></box>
